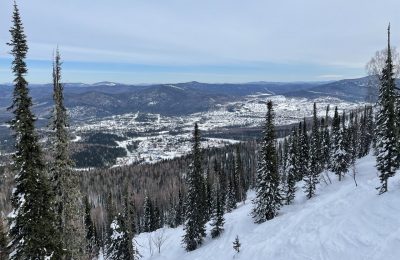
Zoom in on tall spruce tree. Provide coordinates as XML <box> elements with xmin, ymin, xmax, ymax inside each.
<box><xmin>285</xmin><ymin>128</ymin><xmax>298</xmax><ymax>205</ymax></box>
<box><xmin>298</xmin><ymin>118</ymin><xmax>309</xmax><ymax>182</ymax></box>
<box><xmin>51</xmin><ymin>49</ymin><xmax>86</xmax><ymax>259</ymax></box>
<box><xmin>7</xmin><ymin>3</ymin><xmax>58</xmax><ymax>259</ymax></box>
<box><xmin>0</xmin><ymin>217</ymin><xmax>8</xmax><ymax>260</ymax></box>
<box><xmin>210</xmin><ymin>185</ymin><xmax>225</xmax><ymax>238</ymax></box>
<box><xmin>330</xmin><ymin>107</ymin><xmax>349</xmax><ymax>181</ymax></box>
<box><xmin>182</xmin><ymin>123</ymin><xmax>206</xmax><ymax>251</ymax></box>
<box><xmin>84</xmin><ymin>196</ymin><xmax>99</xmax><ymax>259</ymax></box>
<box><xmin>252</xmin><ymin>101</ymin><xmax>282</xmax><ymax>223</ymax></box>
<box><xmin>376</xmin><ymin>24</ymin><xmax>399</xmax><ymax>194</ymax></box>
<box><xmin>303</xmin><ymin>103</ymin><xmax>320</xmax><ymax>199</ymax></box>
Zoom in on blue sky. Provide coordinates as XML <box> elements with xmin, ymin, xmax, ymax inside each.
<box><xmin>0</xmin><ymin>0</ymin><xmax>399</xmax><ymax>84</ymax></box>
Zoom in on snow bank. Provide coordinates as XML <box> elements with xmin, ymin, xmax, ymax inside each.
<box><xmin>136</xmin><ymin>154</ymin><xmax>400</xmax><ymax>260</ymax></box>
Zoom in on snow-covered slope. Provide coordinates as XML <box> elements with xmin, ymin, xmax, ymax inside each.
<box><xmin>136</xmin><ymin>154</ymin><xmax>400</xmax><ymax>260</ymax></box>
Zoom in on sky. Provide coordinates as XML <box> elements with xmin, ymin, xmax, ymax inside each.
<box><xmin>0</xmin><ymin>0</ymin><xmax>400</xmax><ymax>84</ymax></box>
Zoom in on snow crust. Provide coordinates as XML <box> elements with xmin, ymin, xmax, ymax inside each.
<box><xmin>135</xmin><ymin>154</ymin><xmax>400</xmax><ymax>260</ymax></box>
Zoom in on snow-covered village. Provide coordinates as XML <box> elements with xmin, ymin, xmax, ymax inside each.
<box><xmin>0</xmin><ymin>1</ymin><xmax>400</xmax><ymax>259</ymax></box>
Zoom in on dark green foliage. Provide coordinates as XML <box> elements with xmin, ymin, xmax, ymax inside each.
<box><xmin>252</xmin><ymin>101</ymin><xmax>282</xmax><ymax>223</ymax></box>
<box><xmin>303</xmin><ymin>103</ymin><xmax>320</xmax><ymax>199</ymax></box>
<box><xmin>233</xmin><ymin>235</ymin><xmax>241</xmax><ymax>253</ymax></box>
<box><xmin>298</xmin><ymin>119</ymin><xmax>309</xmax><ymax>182</ymax></box>
<box><xmin>376</xmin><ymin>25</ymin><xmax>399</xmax><ymax>194</ymax></box>
<box><xmin>210</xmin><ymin>186</ymin><xmax>225</xmax><ymax>238</ymax></box>
<box><xmin>0</xmin><ymin>218</ymin><xmax>8</xmax><ymax>260</ymax></box>
<box><xmin>174</xmin><ymin>189</ymin><xmax>185</xmax><ymax>227</ymax></box>
<box><xmin>182</xmin><ymin>123</ymin><xmax>207</xmax><ymax>251</ymax></box>
<box><xmin>85</xmin><ymin>196</ymin><xmax>99</xmax><ymax>258</ymax></box>
<box><xmin>51</xmin><ymin>49</ymin><xmax>86</xmax><ymax>259</ymax></box>
<box><xmin>285</xmin><ymin>128</ymin><xmax>298</xmax><ymax>205</ymax></box>
<box><xmin>226</xmin><ymin>176</ymin><xmax>237</xmax><ymax>212</ymax></box>
<box><xmin>71</xmin><ymin>146</ymin><xmax>127</xmax><ymax>168</ymax></box>
<box><xmin>7</xmin><ymin>3</ymin><xmax>58</xmax><ymax>259</ymax></box>
<box><xmin>330</xmin><ymin>108</ymin><xmax>350</xmax><ymax>181</ymax></box>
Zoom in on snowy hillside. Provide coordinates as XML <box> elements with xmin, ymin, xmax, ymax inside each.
<box><xmin>135</xmin><ymin>154</ymin><xmax>400</xmax><ymax>260</ymax></box>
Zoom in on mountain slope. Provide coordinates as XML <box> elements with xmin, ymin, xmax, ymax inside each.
<box><xmin>135</xmin><ymin>154</ymin><xmax>400</xmax><ymax>260</ymax></box>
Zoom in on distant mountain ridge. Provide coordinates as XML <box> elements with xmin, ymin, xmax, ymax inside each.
<box><xmin>0</xmin><ymin>76</ymin><xmax>375</xmax><ymax>122</ymax></box>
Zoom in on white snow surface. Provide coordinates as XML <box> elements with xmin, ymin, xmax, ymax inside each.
<box><xmin>134</xmin><ymin>154</ymin><xmax>400</xmax><ymax>260</ymax></box>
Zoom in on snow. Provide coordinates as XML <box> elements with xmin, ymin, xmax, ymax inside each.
<box><xmin>135</xmin><ymin>154</ymin><xmax>400</xmax><ymax>260</ymax></box>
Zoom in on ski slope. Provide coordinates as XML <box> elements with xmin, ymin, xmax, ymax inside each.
<box><xmin>135</xmin><ymin>154</ymin><xmax>400</xmax><ymax>260</ymax></box>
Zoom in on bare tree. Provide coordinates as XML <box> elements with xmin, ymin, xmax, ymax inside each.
<box><xmin>365</xmin><ymin>47</ymin><xmax>400</xmax><ymax>102</ymax></box>
<box><xmin>152</xmin><ymin>228</ymin><xmax>168</xmax><ymax>254</ymax></box>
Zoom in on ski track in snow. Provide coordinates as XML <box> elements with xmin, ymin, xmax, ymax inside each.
<box><xmin>134</xmin><ymin>154</ymin><xmax>400</xmax><ymax>260</ymax></box>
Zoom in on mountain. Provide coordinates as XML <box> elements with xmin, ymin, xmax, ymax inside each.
<box><xmin>0</xmin><ymin>77</ymin><xmax>371</xmax><ymax>122</ymax></box>
<box><xmin>134</xmin><ymin>154</ymin><xmax>400</xmax><ymax>260</ymax></box>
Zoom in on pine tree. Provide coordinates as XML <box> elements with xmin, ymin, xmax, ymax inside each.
<box><xmin>51</xmin><ymin>49</ymin><xmax>86</xmax><ymax>259</ymax></box>
<box><xmin>84</xmin><ymin>196</ymin><xmax>99</xmax><ymax>259</ymax></box>
<box><xmin>7</xmin><ymin>3</ymin><xmax>58</xmax><ymax>258</ymax></box>
<box><xmin>252</xmin><ymin>101</ymin><xmax>282</xmax><ymax>223</ymax></box>
<box><xmin>285</xmin><ymin>128</ymin><xmax>298</xmax><ymax>205</ymax></box>
<box><xmin>0</xmin><ymin>218</ymin><xmax>8</xmax><ymax>260</ymax></box>
<box><xmin>321</xmin><ymin>105</ymin><xmax>331</xmax><ymax>170</ymax></box>
<box><xmin>182</xmin><ymin>123</ymin><xmax>206</xmax><ymax>251</ymax></box>
<box><xmin>376</xmin><ymin>25</ymin><xmax>399</xmax><ymax>194</ymax></box>
<box><xmin>210</xmin><ymin>185</ymin><xmax>225</xmax><ymax>238</ymax></box>
<box><xmin>232</xmin><ymin>235</ymin><xmax>241</xmax><ymax>253</ymax></box>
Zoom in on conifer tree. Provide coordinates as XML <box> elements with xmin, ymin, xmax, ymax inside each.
<box><xmin>143</xmin><ymin>194</ymin><xmax>153</xmax><ymax>232</ymax></box>
<box><xmin>84</xmin><ymin>196</ymin><xmax>99</xmax><ymax>259</ymax></box>
<box><xmin>322</xmin><ymin>105</ymin><xmax>331</xmax><ymax>170</ymax></box>
<box><xmin>233</xmin><ymin>236</ymin><xmax>241</xmax><ymax>253</ymax></box>
<box><xmin>210</xmin><ymin>185</ymin><xmax>225</xmax><ymax>238</ymax></box>
<box><xmin>234</xmin><ymin>146</ymin><xmax>247</xmax><ymax>202</ymax></box>
<box><xmin>285</xmin><ymin>128</ymin><xmax>298</xmax><ymax>205</ymax></box>
<box><xmin>106</xmin><ymin>213</ymin><xmax>139</xmax><ymax>260</ymax></box>
<box><xmin>0</xmin><ymin>218</ymin><xmax>8</xmax><ymax>260</ymax></box>
<box><xmin>330</xmin><ymin>108</ymin><xmax>351</xmax><ymax>181</ymax></box>
<box><xmin>51</xmin><ymin>49</ymin><xmax>86</xmax><ymax>259</ymax></box>
<box><xmin>376</xmin><ymin>25</ymin><xmax>399</xmax><ymax>194</ymax></box>
<box><xmin>303</xmin><ymin>104</ymin><xmax>320</xmax><ymax>199</ymax></box>
<box><xmin>298</xmin><ymin>118</ymin><xmax>309</xmax><ymax>182</ymax></box>
<box><xmin>225</xmin><ymin>176</ymin><xmax>237</xmax><ymax>212</ymax></box>
<box><xmin>182</xmin><ymin>123</ymin><xmax>206</xmax><ymax>251</ymax></box>
<box><xmin>7</xmin><ymin>3</ymin><xmax>58</xmax><ymax>258</ymax></box>
<box><xmin>174</xmin><ymin>189</ymin><xmax>185</xmax><ymax>227</ymax></box>
<box><xmin>252</xmin><ymin>101</ymin><xmax>282</xmax><ymax>223</ymax></box>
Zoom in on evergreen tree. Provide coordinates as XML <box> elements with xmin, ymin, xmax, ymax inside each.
<box><xmin>182</xmin><ymin>123</ymin><xmax>207</xmax><ymax>251</ymax></box>
<box><xmin>234</xmin><ymin>146</ymin><xmax>247</xmax><ymax>202</ymax></box>
<box><xmin>174</xmin><ymin>189</ymin><xmax>185</xmax><ymax>227</ymax></box>
<box><xmin>7</xmin><ymin>3</ymin><xmax>58</xmax><ymax>258</ymax></box>
<box><xmin>210</xmin><ymin>185</ymin><xmax>225</xmax><ymax>238</ymax></box>
<box><xmin>51</xmin><ymin>49</ymin><xmax>86</xmax><ymax>259</ymax></box>
<box><xmin>252</xmin><ymin>101</ymin><xmax>282</xmax><ymax>223</ymax></box>
<box><xmin>322</xmin><ymin>105</ymin><xmax>331</xmax><ymax>170</ymax></box>
<box><xmin>376</xmin><ymin>25</ymin><xmax>399</xmax><ymax>194</ymax></box>
<box><xmin>330</xmin><ymin>107</ymin><xmax>350</xmax><ymax>181</ymax></box>
<box><xmin>285</xmin><ymin>128</ymin><xmax>298</xmax><ymax>205</ymax></box>
<box><xmin>225</xmin><ymin>176</ymin><xmax>237</xmax><ymax>212</ymax></box>
<box><xmin>143</xmin><ymin>194</ymin><xmax>153</xmax><ymax>232</ymax></box>
<box><xmin>106</xmin><ymin>213</ymin><xmax>139</xmax><ymax>260</ymax></box>
<box><xmin>0</xmin><ymin>218</ymin><xmax>8</xmax><ymax>260</ymax></box>
<box><xmin>232</xmin><ymin>236</ymin><xmax>241</xmax><ymax>253</ymax></box>
<box><xmin>298</xmin><ymin>119</ymin><xmax>309</xmax><ymax>182</ymax></box>
<box><xmin>303</xmin><ymin>103</ymin><xmax>320</xmax><ymax>199</ymax></box>
<box><xmin>84</xmin><ymin>196</ymin><xmax>99</xmax><ymax>259</ymax></box>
